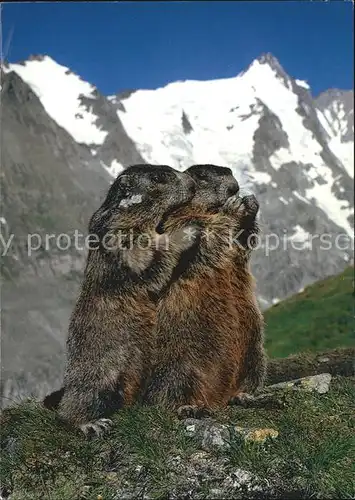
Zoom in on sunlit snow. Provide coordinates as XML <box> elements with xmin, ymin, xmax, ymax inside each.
<box><xmin>5</xmin><ymin>56</ymin><xmax>108</xmax><ymax>145</ymax></box>
<box><xmin>5</xmin><ymin>54</ymin><xmax>353</xmax><ymax>239</ymax></box>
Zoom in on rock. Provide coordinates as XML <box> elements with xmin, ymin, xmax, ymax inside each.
<box><xmin>266</xmin><ymin>348</ymin><xmax>355</xmax><ymax>385</ymax></box>
<box><xmin>182</xmin><ymin>418</ymin><xmax>229</xmax><ymax>451</ymax></box>
<box><xmin>234</xmin><ymin>426</ymin><xmax>279</xmax><ymax>443</ymax></box>
<box><xmin>184</xmin><ymin>421</ymin><xmax>198</xmax><ymax>436</ymax></box>
<box><xmin>266</xmin><ymin>373</ymin><xmax>332</xmax><ymax>394</ymax></box>
<box><xmin>201</xmin><ymin>423</ymin><xmax>229</xmax><ymax>451</ymax></box>
<box><xmin>182</xmin><ymin>418</ymin><xmax>279</xmax><ymax>451</ymax></box>
<box><xmin>105</xmin><ymin>472</ymin><xmax>119</xmax><ymax>482</ymax></box>
<box><xmin>0</xmin><ymin>487</ymin><xmax>12</xmax><ymax>500</ymax></box>
<box><xmin>222</xmin><ymin>468</ymin><xmax>265</xmax><ymax>493</ymax></box>
<box><xmin>167</xmin><ymin>451</ymin><xmax>271</xmax><ymax>499</ymax></box>
<box><xmin>165</xmin><ymin>453</ymin><xmax>231</xmax><ymax>499</ymax></box>
<box><xmin>202</xmin><ymin>468</ymin><xmax>267</xmax><ymax>499</ymax></box>
<box><xmin>229</xmin><ymin>392</ymin><xmax>284</xmax><ymax>409</ymax></box>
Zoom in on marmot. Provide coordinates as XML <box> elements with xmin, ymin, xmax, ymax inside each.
<box><xmin>228</xmin><ymin>194</ymin><xmax>266</xmax><ymax>396</ymax></box>
<box><xmin>54</xmin><ymin>164</ymin><xmax>197</xmax><ymax>435</ymax></box>
<box><xmin>143</xmin><ymin>164</ymin><xmax>265</xmax><ymax>412</ymax></box>
<box><xmin>187</xmin><ymin>164</ymin><xmax>266</xmax><ymax>397</ymax></box>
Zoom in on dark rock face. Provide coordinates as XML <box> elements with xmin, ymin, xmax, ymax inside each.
<box><xmin>242</xmin><ymin>59</ymin><xmax>354</xmax><ymax>306</ymax></box>
<box><xmin>316</xmin><ymin>89</ymin><xmax>354</xmax><ymax>143</ymax></box>
<box><xmin>253</xmin><ymin>100</ymin><xmax>290</xmax><ymax>160</ymax></box>
<box><xmin>78</xmin><ymin>92</ymin><xmax>145</xmax><ymax>169</ymax></box>
<box><xmin>182</xmin><ymin>110</ymin><xmax>193</xmax><ymax>134</ymax></box>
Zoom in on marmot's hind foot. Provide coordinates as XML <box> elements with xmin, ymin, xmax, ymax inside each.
<box><xmin>229</xmin><ymin>392</ymin><xmax>256</xmax><ymax>407</ymax></box>
<box><xmin>177</xmin><ymin>405</ymin><xmax>212</xmax><ymax>419</ymax></box>
<box><xmin>79</xmin><ymin>418</ymin><xmax>113</xmax><ymax>438</ymax></box>
<box><xmin>43</xmin><ymin>388</ymin><xmax>64</xmax><ymax>411</ymax></box>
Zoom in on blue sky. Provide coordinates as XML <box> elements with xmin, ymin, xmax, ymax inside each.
<box><xmin>3</xmin><ymin>1</ymin><xmax>353</xmax><ymax>96</ymax></box>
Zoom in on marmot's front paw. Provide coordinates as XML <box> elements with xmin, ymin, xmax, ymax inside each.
<box><xmin>222</xmin><ymin>194</ymin><xmax>243</xmax><ymax>215</ymax></box>
<box><xmin>239</xmin><ymin>194</ymin><xmax>259</xmax><ymax>218</ymax></box>
<box><xmin>79</xmin><ymin>418</ymin><xmax>113</xmax><ymax>438</ymax></box>
<box><xmin>223</xmin><ymin>194</ymin><xmax>259</xmax><ymax>219</ymax></box>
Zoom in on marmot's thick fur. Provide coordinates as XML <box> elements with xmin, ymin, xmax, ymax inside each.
<box><xmin>187</xmin><ymin>164</ymin><xmax>266</xmax><ymax>397</ymax></box>
<box><xmin>143</xmin><ymin>164</ymin><xmax>265</xmax><ymax>411</ymax></box>
<box><xmin>55</xmin><ymin>164</ymin><xmax>197</xmax><ymax>434</ymax></box>
<box><xmin>228</xmin><ymin>194</ymin><xmax>266</xmax><ymax>396</ymax></box>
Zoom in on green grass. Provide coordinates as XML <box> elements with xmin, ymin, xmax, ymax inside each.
<box><xmin>264</xmin><ymin>267</ymin><xmax>354</xmax><ymax>358</ymax></box>
<box><xmin>1</xmin><ymin>378</ymin><xmax>354</xmax><ymax>499</ymax></box>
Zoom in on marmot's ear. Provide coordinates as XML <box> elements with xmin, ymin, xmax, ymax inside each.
<box><xmin>117</xmin><ymin>174</ymin><xmax>132</xmax><ymax>194</ymax></box>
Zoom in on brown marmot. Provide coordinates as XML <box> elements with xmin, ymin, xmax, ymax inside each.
<box><xmin>227</xmin><ymin>193</ymin><xmax>266</xmax><ymax>397</ymax></box>
<box><xmin>54</xmin><ymin>164</ymin><xmax>197</xmax><ymax>435</ymax></box>
<box><xmin>186</xmin><ymin>165</ymin><xmax>266</xmax><ymax>397</ymax></box>
<box><xmin>143</xmin><ymin>164</ymin><xmax>265</xmax><ymax>412</ymax></box>
<box><xmin>186</xmin><ymin>164</ymin><xmax>266</xmax><ymax>398</ymax></box>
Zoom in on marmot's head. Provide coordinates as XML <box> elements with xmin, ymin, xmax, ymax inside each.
<box><xmin>186</xmin><ymin>164</ymin><xmax>239</xmax><ymax>209</ymax></box>
<box><xmin>89</xmin><ymin>164</ymin><xmax>196</xmax><ymax>236</ymax></box>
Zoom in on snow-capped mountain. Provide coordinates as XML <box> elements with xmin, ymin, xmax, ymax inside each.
<box><xmin>7</xmin><ymin>53</ymin><xmax>353</xmax><ymax>287</ymax></box>
<box><xmin>3</xmin><ymin>55</ymin><xmax>144</xmax><ymax>178</ymax></box>
<box><xmin>1</xmin><ymin>53</ymin><xmax>353</xmax><ymax>402</ymax></box>
<box><xmin>6</xmin><ymin>55</ymin><xmax>108</xmax><ymax>145</ymax></box>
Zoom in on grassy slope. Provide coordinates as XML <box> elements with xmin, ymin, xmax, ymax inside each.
<box><xmin>1</xmin><ymin>378</ymin><xmax>354</xmax><ymax>499</ymax></box>
<box><xmin>264</xmin><ymin>267</ymin><xmax>354</xmax><ymax>358</ymax></box>
<box><xmin>1</xmin><ymin>268</ymin><xmax>354</xmax><ymax>499</ymax></box>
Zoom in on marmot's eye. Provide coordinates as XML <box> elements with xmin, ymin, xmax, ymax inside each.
<box><xmin>151</xmin><ymin>172</ymin><xmax>168</xmax><ymax>184</ymax></box>
<box><xmin>195</xmin><ymin>172</ymin><xmax>209</xmax><ymax>181</ymax></box>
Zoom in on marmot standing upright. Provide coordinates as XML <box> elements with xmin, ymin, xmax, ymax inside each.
<box><xmin>143</xmin><ymin>164</ymin><xmax>264</xmax><ymax>412</ymax></box>
<box><xmin>56</xmin><ymin>164</ymin><xmax>197</xmax><ymax>435</ymax></box>
<box><xmin>186</xmin><ymin>164</ymin><xmax>266</xmax><ymax>397</ymax></box>
<box><xmin>228</xmin><ymin>193</ymin><xmax>266</xmax><ymax>396</ymax></box>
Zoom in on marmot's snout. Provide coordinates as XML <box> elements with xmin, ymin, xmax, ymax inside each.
<box><xmin>225</xmin><ymin>179</ymin><xmax>239</xmax><ymax>198</ymax></box>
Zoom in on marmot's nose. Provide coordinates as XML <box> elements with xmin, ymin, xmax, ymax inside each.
<box><xmin>226</xmin><ymin>180</ymin><xmax>239</xmax><ymax>198</ymax></box>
